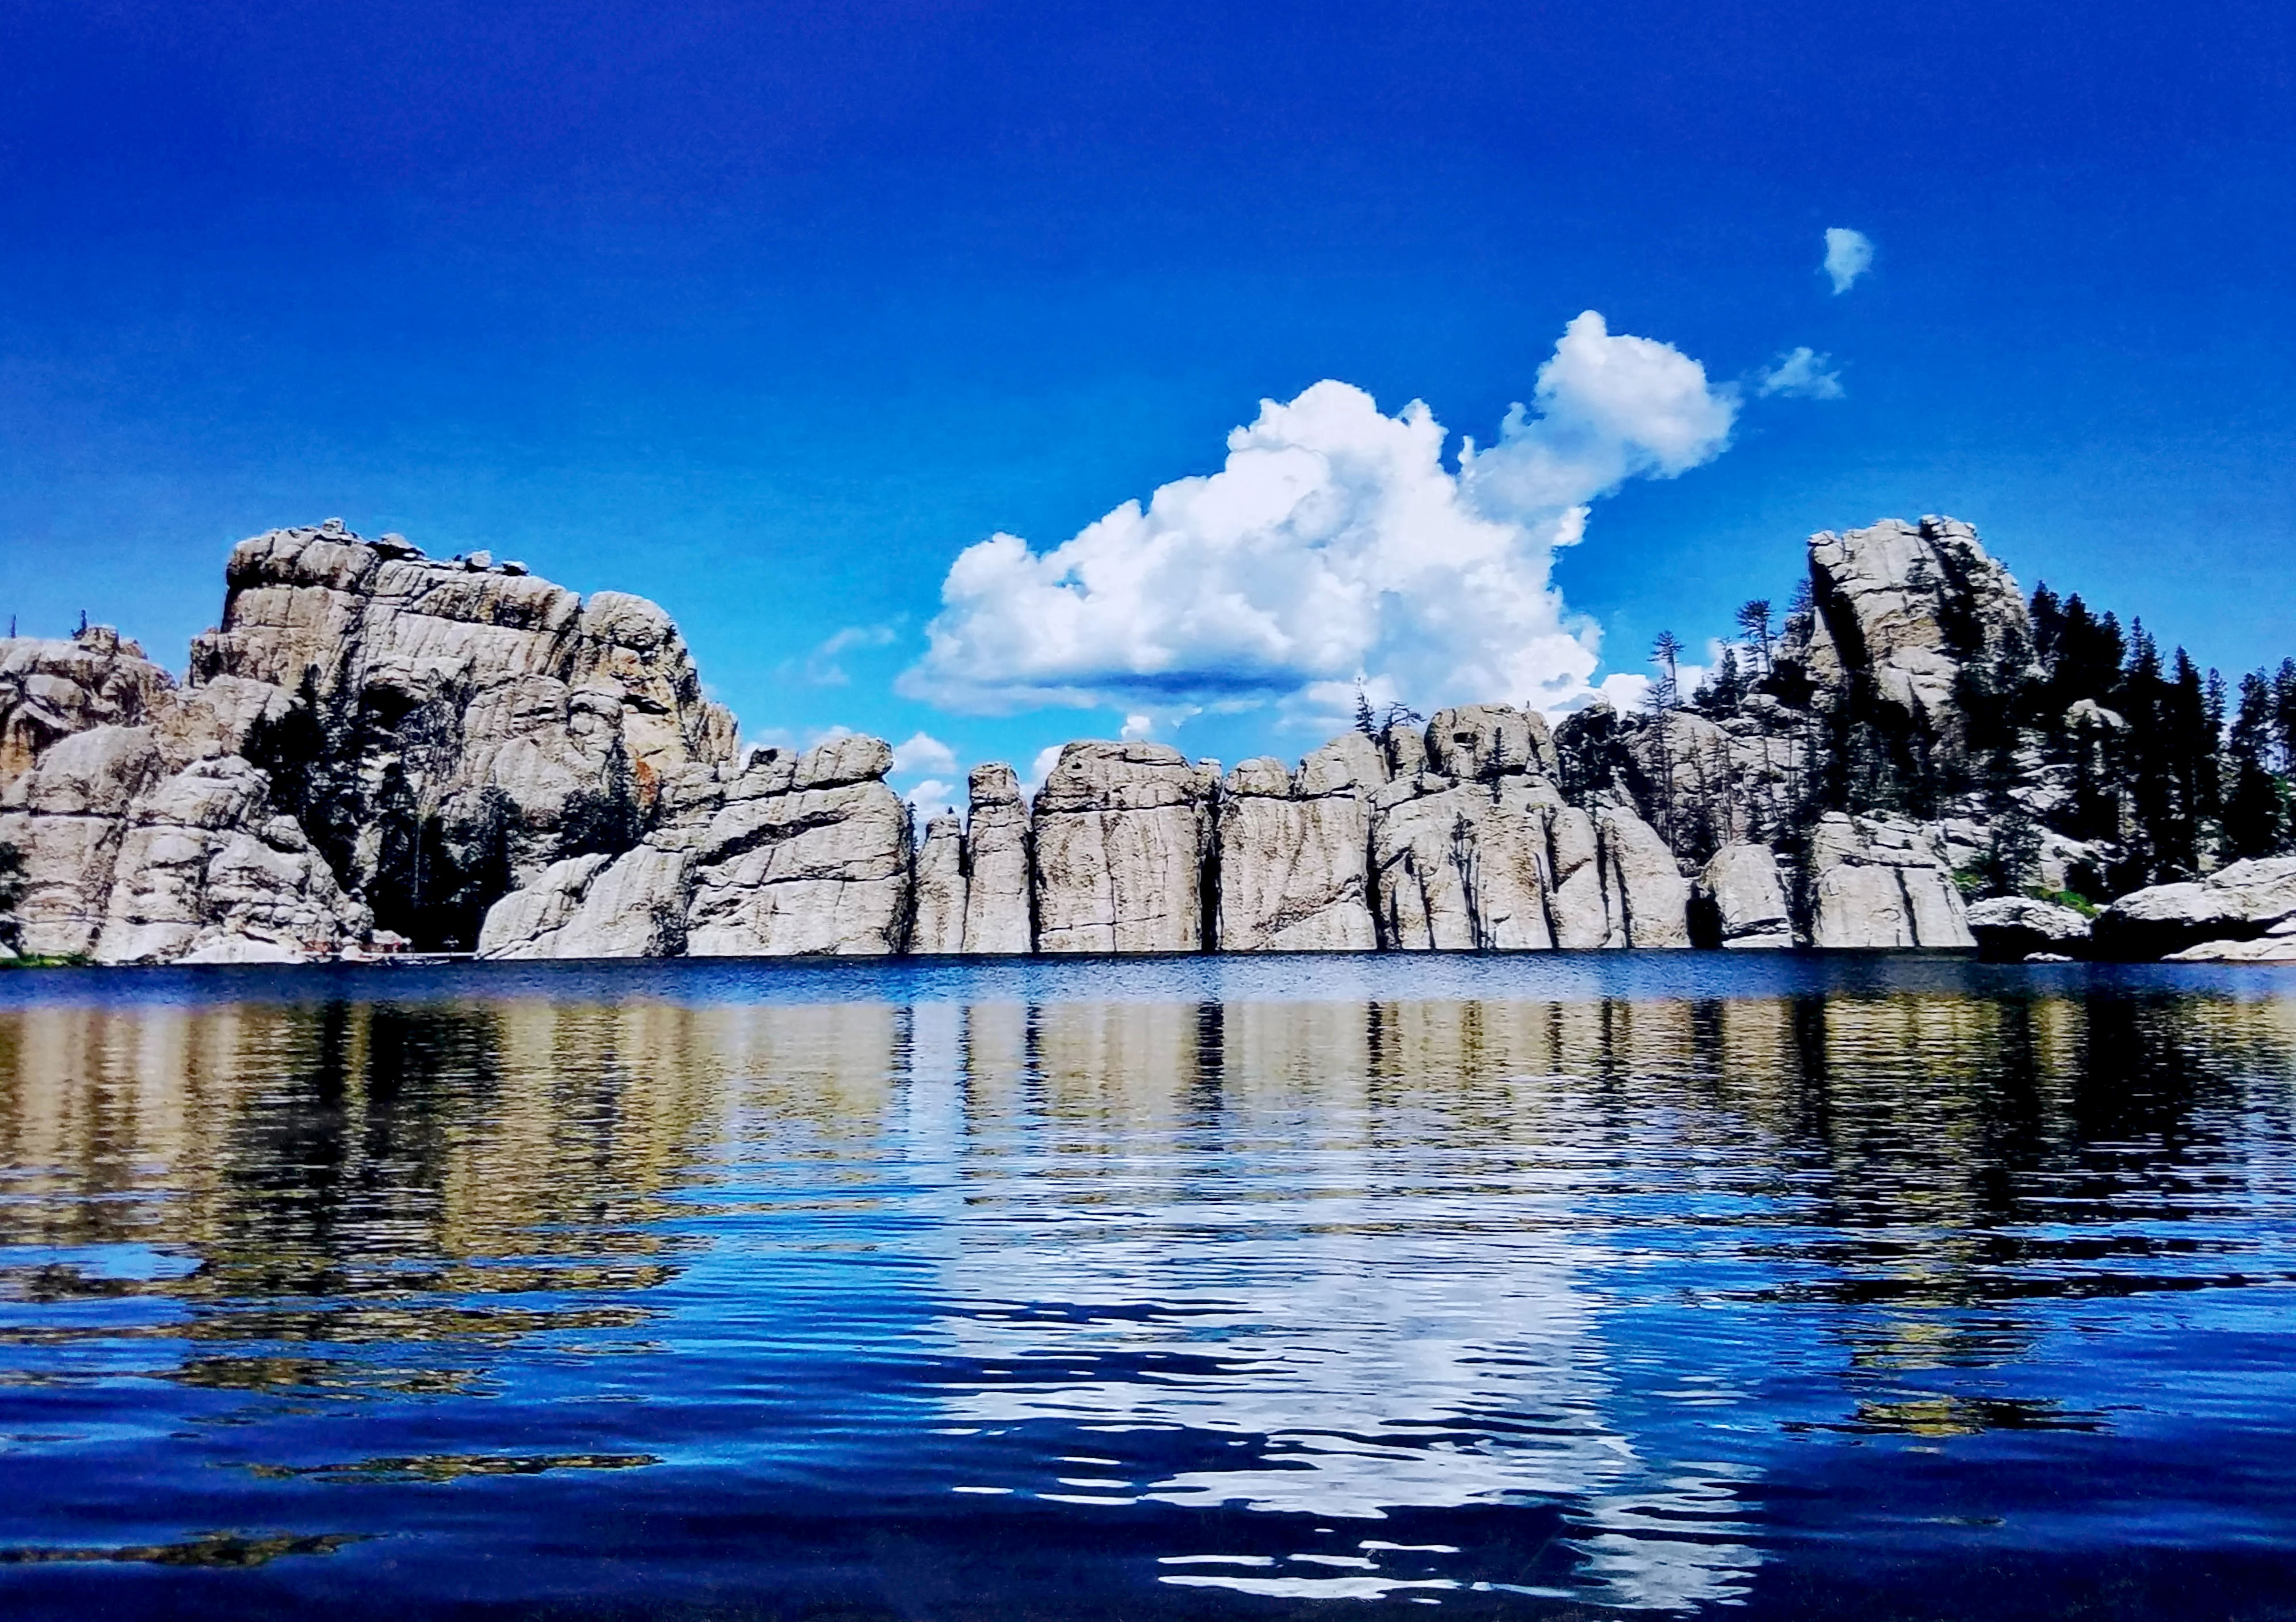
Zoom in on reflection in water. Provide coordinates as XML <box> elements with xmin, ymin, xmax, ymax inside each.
<box><xmin>1</xmin><ymin>963</ymin><xmax>2294</xmax><ymax>1618</ymax></box>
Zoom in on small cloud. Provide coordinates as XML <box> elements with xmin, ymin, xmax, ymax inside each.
<box><xmin>1024</xmin><ymin>743</ymin><xmax>1066</xmax><ymax>794</ymax></box>
<box><xmin>1119</xmin><ymin>713</ymin><xmax>1155</xmax><ymax>741</ymax></box>
<box><xmin>903</xmin><ymin>778</ymin><xmax>958</xmax><ymax>814</ymax></box>
<box><xmin>789</xmin><ymin>623</ymin><xmax>898</xmax><ymax>686</ymax></box>
<box><xmin>1595</xmin><ymin>671</ymin><xmax>1652</xmax><ymax>712</ymax></box>
<box><xmin>891</xmin><ymin>730</ymin><xmax>960</xmax><ymax>778</ymax></box>
<box><xmin>1823</xmin><ymin>227</ymin><xmax>1874</xmax><ymax>295</ymax></box>
<box><xmin>1756</xmin><ymin>346</ymin><xmax>1845</xmax><ymax>399</ymax></box>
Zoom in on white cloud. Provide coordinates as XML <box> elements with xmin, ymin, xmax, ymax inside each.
<box><xmin>898</xmin><ymin>311</ymin><xmax>1738</xmax><ymax>726</ymax></box>
<box><xmin>787</xmin><ymin>623</ymin><xmax>897</xmax><ymax>686</ymax></box>
<box><xmin>1823</xmin><ymin>227</ymin><xmax>1873</xmax><ymax>295</ymax></box>
<box><xmin>1756</xmin><ymin>346</ymin><xmax>1844</xmax><ymax>399</ymax></box>
<box><xmin>1024</xmin><ymin>743</ymin><xmax>1066</xmax><ymax>794</ymax></box>
<box><xmin>903</xmin><ymin>778</ymin><xmax>958</xmax><ymax>815</ymax></box>
<box><xmin>891</xmin><ymin>730</ymin><xmax>960</xmax><ymax>778</ymax></box>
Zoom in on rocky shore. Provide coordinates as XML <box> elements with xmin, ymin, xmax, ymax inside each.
<box><xmin>2</xmin><ymin>516</ymin><xmax>2288</xmax><ymax>964</ymax></box>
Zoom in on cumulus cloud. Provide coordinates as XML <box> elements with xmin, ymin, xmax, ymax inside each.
<box><xmin>903</xmin><ymin>778</ymin><xmax>958</xmax><ymax>815</ymax></box>
<box><xmin>891</xmin><ymin>730</ymin><xmax>960</xmax><ymax>778</ymax></box>
<box><xmin>1823</xmin><ymin>228</ymin><xmax>1873</xmax><ymax>295</ymax></box>
<box><xmin>788</xmin><ymin>623</ymin><xmax>898</xmax><ymax>686</ymax></box>
<box><xmin>1756</xmin><ymin>346</ymin><xmax>1844</xmax><ymax>399</ymax></box>
<box><xmin>898</xmin><ymin>311</ymin><xmax>1738</xmax><ymax>726</ymax></box>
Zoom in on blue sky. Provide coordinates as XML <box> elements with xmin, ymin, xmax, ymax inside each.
<box><xmin>3</xmin><ymin>0</ymin><xmax>2290</xmax><ymax>803</ymax></box>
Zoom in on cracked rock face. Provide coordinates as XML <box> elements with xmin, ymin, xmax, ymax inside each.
<box><xmin>959</xmin><ymin>763</ymin><xmax>1032</xmax><ymax>955</ymax></box>
<box><xmin>0</xmin><ymin>726</ymin><xmax>170</xmax><ymax>957</ymax></box>
<box><xmin>1365</xmin><ymin>771</ymin><xmax>1688</xmax><ymax>952</ymax></box>
<box><xmin>476</xmin><ymin>845</ymin><xmax>692</xmax><ymax>960</ymax></box>
<box><xmin>94</xmin><ymin>757</ymin><xmax>369</xmax><ymax>965</ymax></box>
<box><xmin>682</xmin><ymin>740</ymin><xmax>913</xmax><ymax>957</ymax></box>
<box><xmin>1214</xmin><ymin>735</ymin><xmax>1384</xmax><ymax>952</ymax></box>
<box><xmin>1798</xmin><ymin>516</ymin><xmax>2034</xmax><ymax>755</ymax></box>
<box><xmin>1033</xmin><ymin>742</ymin><xmax>1212</xmax><ymax>953</ymax></box>
<box><xmin>1806</xmin><ymin>813</ymin><xmax>1975</xmax><ymax>949</ymax></box>
<box><xmin>1698</xmin><ymin>844</ymin><xmax>1794</xmax><ymax>949</ymax></box>
<box><xmin>0</xmin><ymin>629</ymin><xmax>179</xmax><ymax>787</ymax></box>
<box><xmin>910</xmin><ymin>814</ymin><xmax>967</xmax><ymax>955</ymax></box>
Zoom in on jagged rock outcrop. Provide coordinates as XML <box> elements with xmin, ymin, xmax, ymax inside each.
<box><xmin>189</xmin><ymin>520</ymin><xmax>737</xmax><ymax>932</ymax></box>
<box><xmin>0</xmin><ymin>522</ymin><xmax>737</xmax><ymax>961</ymax></box>
<box><xmin>2093</xmin><ymin>857</ymin><xmax>2296</xmax><ymax>962</ymax></box>
<box><xmin>0</xmin><ymin>726</ymin><xmax>171</xmax><ymax>956</ymax></box>
<box><xmin>1806</xmin><ymin>814</ymin><xmax>1976</xmax><ymax>949</ymax></box>
<box><xmin>475</xmin><ymin>846</ymin><xmax>692</xmax><ymax>960</ymax></box>
<box><xmin>959</xmin><ymin>763</ymin><xmax>1032</xmax><ymax>955</ymax></box>
<box><xmin>1789</xmin><ymin>516</ymin><xmax>2034</xmax><ymax>754</ymax></box>
<box><xmin>682</xmin><ymin>738</ymin><xmax>911</xmax><ymax>956</ymax></box>
<box><xmin>13</xmin><ymin>511</ymin><xmax>2226</xmax><ymax>967</ymax></box>
<box><xmin>1697</xmin><ymin>845</ymin><xmax>1793</xmax><ymax>948</ymax></box>
<box><xmin>910</xmin><ymin>813</ymin><xmax>967</xmax><ymax>954</ymax></box>
<box><xmin>1362</xmin><ymin>707</ymin><xmax>1688</xmax><ymax>952</ymax></box>
<box><xmin>1965</xmin><ymin>896</ymin><xmax>2092</xmax><ymax>962</ymax></box>
<box><xmin>0</xmin><ymin>629</ymin><xmax>179</xmax><ymax>785</ymax></box>
<box><xmin>1214</xmin><ymin>734</ymin><xmax>1383</xmax><ymax>951</ymax></box>
<box><xmin>1033</xmin><ymin>742</ymin><xmax>1214</xmax><ymax>953</ymax></box>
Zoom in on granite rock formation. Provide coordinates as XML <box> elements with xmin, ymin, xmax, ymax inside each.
<box><xmin>958</xmin><ymin>763</ymin><xmax>1033</xmax><ymax>955</ymax></box>
<box><xmin>2093</xmin><ymin>857</ymin><xmax>2296</xmax><ymax>962</ymax></box>
<box><xmin>1214</xmin><ymin>734</ymin><xmax>1383</xmax><ymax>951</ymax></box>
<box><xmin>1805</xmin><ymin>814</ymin><xmax>1976</xmax><ymax>950</ymax></box>
<box><xmin>1696</xmin><ymin>845</ymin><xmax>1794</xmax><ymax>949</ymax></box>
<box><xmin>1965</xmin><ymin>895</ymin><xmax>2093</xmax><ymax>962</ymax></box>
<box><xmin>1033</xmin><ymin>742</ymin><xmax>1214</xmax><ymax>953</ymax></box>
<box><xmin>5</xmin><ymin>512</ymin><xmax>2269</xmax><ymax>965</ymax></box>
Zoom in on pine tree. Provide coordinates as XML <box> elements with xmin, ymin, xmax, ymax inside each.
<box><xmin>1353</xmin><ymin>682</ymin><xmax>1377</xmax><ymax>736</ymax></box>
<box><xmin>2226</xmin><ymin>670</ymin><xmax>2286</xmax><ymax>857</ymax></box>
<box><xmin>1734</xmin><ymin>601</ymin><xmax>1773</xmax><ymax>674</ymax></box>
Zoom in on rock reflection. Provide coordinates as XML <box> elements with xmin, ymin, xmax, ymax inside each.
<box><xmin>2</xmin><ymin>971</ymin><xmax>2294</xmax><ymax>1613</ymax></box>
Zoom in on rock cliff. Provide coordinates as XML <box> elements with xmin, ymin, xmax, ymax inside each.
<box><xmin>5</xmin><ymin>512</ymin><xmax>2264</xmax><ymax>965</ymax></box>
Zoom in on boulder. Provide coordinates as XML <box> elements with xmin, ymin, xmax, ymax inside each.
<box><xmin>1214</xmin><ymin>739</ymin><xmax>1379</xmax><ymax>952</ymax></box>
<box><xmin>2093</xmin><ymin>857</ymin><xmax>2296</xmax><ymax>960</ymax></box>
<box><xmin>1965</xmin><ymin>895</ymin><xmax>2092</xmax><ymax>962</ymax></box>
<box><xmin>959</xmin><ymin>763</ymin><xmax>1032</xmax><ymax>955</ymax></box>
<box><xmin>1033</xmin><ymin>742</ymin><xmax>1212</xmax><ymax>953</ymax></box>
<box><xmin>910</xmin><ymin>813</ymin><xmax>967</xmax><ymax>954</ymax></box>
<box><xmin>1698</xmin><ymin>844</ymin><xmax>1793</xmax><ymax>948</ymax></box>
<box><xmin>2164</xmin><ymin>929</ymin><xmax>2296</xmax><ymax>964</ymax></box>
<box><xmin>1595</xmin><ymin>805</ymin><xmax>1692</xmax><ymax>949</ymax></box>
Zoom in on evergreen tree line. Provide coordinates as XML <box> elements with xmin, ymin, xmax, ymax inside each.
<box><xmin>1676</xmin><ymin>583</ymin><xmax>2296</xmax><ymax>896</ymax></box>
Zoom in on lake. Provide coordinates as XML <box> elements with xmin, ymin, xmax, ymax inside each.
<box><xmin>2</xmin><ymin>954</ymin><xmax>2293</xmax><ymax>1619</ymax></box>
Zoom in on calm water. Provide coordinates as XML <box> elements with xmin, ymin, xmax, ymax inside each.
<box><xmin>2</xmin><ymin>955</ymin><xmax>2294</xmax><ymax>1620</ymax></box>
